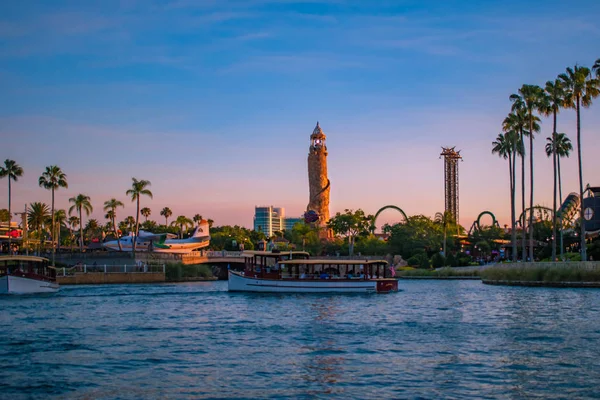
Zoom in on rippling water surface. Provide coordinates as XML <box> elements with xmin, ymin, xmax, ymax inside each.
<box><xmin>2</xmin><ymin>280</ymin><xmax>600</xmax><ymax>399</ymax></box>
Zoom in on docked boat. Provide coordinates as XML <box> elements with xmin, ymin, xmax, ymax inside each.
<box><xmin>0</xmin><ymin>255</ymin><xmax>59</xmax><ymax>294</ymax></box>
<box><xmin>228</xmin><ymin>251</ymin><xmax>398</xmax><ymax>294</ymax></box>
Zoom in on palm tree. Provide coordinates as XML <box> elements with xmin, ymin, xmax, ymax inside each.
<box><xmin>160</xmin><ymin>207</ymin><xmax>172</xmax><ymax>226</ymax></box>
<box><xmin>503</xmin><ymin>107</ymin><xmax>529</xmax><ymax>261</ymax></box>
<box><xmin>68</xmin><ymin>194</ymin><xmax>93</xmax><ymax>252</ymax></box>
<box><xmin>593</xmin><ymin>58</ymin><xmax>600</xmax><ymax>78</ymax></box>
<box><xmin>0</xmin><ymin>159</ymin><xmax>24</xmax><ymax>253</ymax></box>
<box><xmin>172</xmin><ymin>215</ymin><xmax>194</xmax><ymax>239</ymax></box>
<box><xmin>141</xmin><ymin>207</ymin><xmax>151</xmax><ymax>222</ymax></box>
<box><xmin>38</xmin><ymin>165</ymin><xmax>68</xmax><ymax>266</ymax></box>
<box><xmin>84</xmin><ymin>219</ymin><xmax>99</xmax><ymax>242</ymax></box>
<box><xmin>193</xmin><ymin>214</ymin><xmax>203</xmax><ymax>225</ymax></box>
<box><xmin>555</xmin><ymin>133</ymin><xmax>573</xmax><ymax>260</ymax></box>
<box><xmin>125</xmin><ymin>216</ymin><xmax>136</xmax><ymax>234</ymax></box>
<box><xmin>541</xmin><ymin>79</ymin><xmax>565</xmax><ymax>261</ymax></box>
<box><xmin>510</xmin><ymin>85</ymin><xmax>544</xmax><ymax>261</ymax></box>
<box><xmin>103</xmin><ymin>198</ymin><xmax>125</xmax><ymax>251</ymax></box>
<box><xmin>560</xmin><ymin>65</ymin><xmax>600</xmax><ymax>261</ymax></box>
<box><xmin>126</xmin><ymin>178</ymin><xmax>153</xmax><ymax>253</ymax></box>
<box><xmin>492</xmin><ymin>130</ymin><xmax>523</xmax><ymax>261</ymax></box>
<box><xmin>434</xmin><ymin>211</ymin><xmax>454</xmax><ymax>259</ymax></box>
<box><xmin>68</xmin><ymin>216</ymin><xmax>79</xmax><ymax>246</ymax></box>
<box><xmin>27</xmin><ymin>202</ymin><xmax>50</xmax><ymax>252</ymax></box>
<box><xmin>54</xmin><ymin>209</ymin><xmax>67</xmax><ymax>251</ymax></box>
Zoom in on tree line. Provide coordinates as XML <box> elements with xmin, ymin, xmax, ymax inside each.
<box><xmin>0</xmin><ymin>161</ymin><xmax>210</xmax><ymax>262</ymax></box>
<box><xmin>492</xmin><ymin>57</ymin><xmax>600</xmax><ymax>262</ymax></box>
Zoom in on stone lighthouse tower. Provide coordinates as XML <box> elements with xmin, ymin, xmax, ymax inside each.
<box><xmin>307</xmin><ymin>122</ymin><xmax>331</xmax><ymax>229</ymax></box>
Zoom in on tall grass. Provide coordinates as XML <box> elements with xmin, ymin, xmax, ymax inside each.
<box><xmin>398</xmin><ymin>267</ymin><xmax>480</xmax><ymax>278</ymax></box>
<box><xmin>165</xmin><ymin>262</ymin><xmax>214</xmax><ymax>281</ymax></box>
<box><xmin>481</xmin><ymin>265</ymin><xmax>600</xmax><ymax>282</ymax></box>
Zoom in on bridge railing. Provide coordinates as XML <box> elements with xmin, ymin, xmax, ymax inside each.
<box><xmin>205</xmin><ymin>251</ymin><xmax>243</xmax><ymax>258</ymax></box>
<box><xmin>60</xmin><ymin>264</ymin><xmax>165</xmax><ymax>276</ymax></box>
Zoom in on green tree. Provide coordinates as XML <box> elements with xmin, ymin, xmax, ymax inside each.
<box><xmin>560</xmin><ymin>65</ymin><xmax>600</xmax><ymax>261</ymax></box>
<box><xmin>385</xmin><ymin>215</ymin><xmax>443</xmax><ymax>260</ymax></box>
<box><xmin>141</xmin><ymin>207</ymin><xmax>151</xmax><ymax>222</ymax></box>
<box><xmin>510</xmin><ymin>84</ymin><xmax>545</xmax><ymax>261</ymax></box>
<box><xmin>172</xmin><ymin>215</ymin><xmax>193</xmax><ymax>239</ymax></box>
<box><xmin>126</xmin><ymin>178</ymin><xmax>153</xmax><ymax>253</ymax></box>
<box><xmin>160</xmin><ymin>207</ymin><xmax>172</xmax><ymax>226</ymax></box>
<box><xmin>0</xmin><ymin>209</ymin><xmax>9</xmax><ymax>223</ymax></box>
<box><xmin>27</xmin><ymin>202</ymin><xmax>50</xmax><ymax>252</ymax></box>
<box><xmin>193</xmin><ymin>214</ymin><xmax>203</xmax><ymax>225</ymax></box>
<box><xmin>68</xmin><ymin>194</ymin><xmax>93</xmax><ymax>252</ymax></box>
<box><xmin>0</xmin><ymin>159</ymin><xmax>24</xmax><ymax>252</ymax></box>
<box><xmin>327</xmin><ymin>209</ymin><xmax>372</xmax><ymax>256</ymax></box>
<box><xmin>593</xmin><ymin>58</ymin><xmax>600</xmax><ymax>78</ymax></box>
<box><xmin>104</xmin><ymin>198</ymin><xmax>125</xmax><ymax>251</ymax></box>
<box><xmin>38</xmin><ymin>165</ymin><xmax>68</xmax><ymax>265</ymax></box>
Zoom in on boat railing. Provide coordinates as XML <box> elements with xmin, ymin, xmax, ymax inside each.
<box><xmin>59</xmin><ymin>263</ymin><xmax>166</xmax><ymax>276</ymax></box>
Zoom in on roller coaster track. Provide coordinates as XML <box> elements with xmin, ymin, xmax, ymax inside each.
<box><xmin>370</xmin><ymin>205</ymin><xmax>409</xmax><ymax>233</ymax></box>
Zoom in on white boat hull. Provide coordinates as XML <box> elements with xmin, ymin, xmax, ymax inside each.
<box><xmin>228</xmin><ymin>271</ymin><xmax>396</xmax><ymax>293</ymax></box>
<box><xmin>0</xmin><ymin>275</ymin><xmax>59</xmax><ymax>294</ymax></box>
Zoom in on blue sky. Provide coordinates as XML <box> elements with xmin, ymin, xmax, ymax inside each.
<box><xmin>1</xmin><ymin>0</ymin><xmax>600</xmax><ymax>229</ymax></box>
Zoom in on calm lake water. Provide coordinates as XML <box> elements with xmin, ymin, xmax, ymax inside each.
<box><xmin>2</xmin><ymin>280</ymin><xmax>600</xmax><ymax>399</ymax></box>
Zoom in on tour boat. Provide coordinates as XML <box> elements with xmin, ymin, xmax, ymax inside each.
<box><xmin>228</xmin><ymin>251</ymin><xmax>398</xmax><ymax>294</ymax></box>
<box><xmin>0</xmin><ymin>255</ymin><xmax>59</xmax><ymax>294</ymax></box>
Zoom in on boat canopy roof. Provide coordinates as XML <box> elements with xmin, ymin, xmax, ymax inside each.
<box><xmin>280</xmin><ymin>259</ymin><xmax>388</xmax><ymax>265</ymax></box>
<box><xmin>242</xmin><ymin>251</ymin><xmax>310</xmax><ymax>258</ymax></box>
<box><xmin>0</xmin><ymin>255</ymin><xmax>49</xmax><ymax>263</ymax></box>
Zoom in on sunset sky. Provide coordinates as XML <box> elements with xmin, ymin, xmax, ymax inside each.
<box><xmin>1</xmin><ymin>0</ymin><xmax>599</xmax><ymax>230</ymax></box>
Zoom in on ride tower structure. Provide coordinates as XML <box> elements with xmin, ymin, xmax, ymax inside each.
<box><xmin>307</xmin><ymin>122</ymin><xmax>331</xmax><ymax>237</ymax></box>
<box><xmin>440</xmin><ymin>147</ymin><xmax>463</xmax><ymax>224</ymax></box>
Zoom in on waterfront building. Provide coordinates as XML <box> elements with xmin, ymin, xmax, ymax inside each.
<box><xmin>253</xmin><ymin>207</ymin><xmax>302</xmax><ymax>237</ymax></box>
<box><xmin>284</xmin><ymin>217</ymin><xmax>302</xmax><ymax>231</ymax></box>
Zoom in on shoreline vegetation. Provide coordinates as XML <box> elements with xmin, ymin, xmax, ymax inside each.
<box><xmin>480</xmin><ymin>262</ymin><xmax>600</xmax><ymax>287</ymax></box>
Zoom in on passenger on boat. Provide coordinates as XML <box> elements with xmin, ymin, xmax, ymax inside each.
<box><xmin>300</xmin><ymin>272</ymin><xmax>307</xmax><ymax>279</ymax></box>
<box><xmin>320</xmin><ymin>271</ymin><xmax>329</xmax><ymax>280</ymax></box>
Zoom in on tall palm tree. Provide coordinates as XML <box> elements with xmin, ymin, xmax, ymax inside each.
<box><xmin>27</xmin><ymin>202</ymin><xmax>50</xmax><ymax>252</ymax></box>
<box><xmin>126</xmin><ymin>178</ymin><xmax>153</xmax><ymax>253</ymax></box>
<box><xmin>103</xmin><ymin>198</ymin><xmax>125</xmax><ymax>251</ymax></box>
<box><xmin>542</xmin><ymin>80</ymin><xmax>565</xmax><ymax>261</ymax></box>
<box><xmin>0</xmin><ymin>159</ymin><xmax>24</xmax><ymax>253</ymax></box>
<box><xmin>38</xmin><ymin>165</ymin><xmax>68</xmax><ymax>266</ymax></box>
<box><xmin>434</xmin><ymin>211</ymin><xmax>454</xmax><ymax>259</ymax></box>
<box><xmin>560</xmin><ymin>65</ymin><xmax>600</xmax><ymax>261</ymax></box>
<box><xmin>503</xmin><ymin>107</ymin><xmax>530</xmax><ymax>261</ymax></box>
<box><xmin>492</xmin><ymin>130</ymin><xmax>523</xmax><ymax>261</ymax></box>
<box><xmin>54</xmin><ymin>209</ymin><xmax>67</xmax><ymax>252</ymax></box>
<box><xmin>160</xmin><ymin>207</ymin><xmax>172</xmax><ymax>226</ymax></box>
<box><xmin>141</xmin><ymin>207</ymin><xmax>151</xmax><ymax>222</ymax></box>
<box><xmin>172</xmin><ymin>215</ymin><xmax>194</xmax><ymax>239</ymax></box>
<box><xmin>510</xmin><ymin>85</ymin><xmax>545</xmax><ymax>261</ymax></box>
<box><xmin>68</xmin><ymin>194</ymin><xmax>93</xmax><ymax>252</ymax></box>
<box><xmin>193</xmin><ymin>214</ymin><xmax>203</xmax><ymax>225</ymax></box>
<box><xmin>546</xmin><ymin>133</ymin><xmax>573</xmax><ymax>259</ymax></box>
